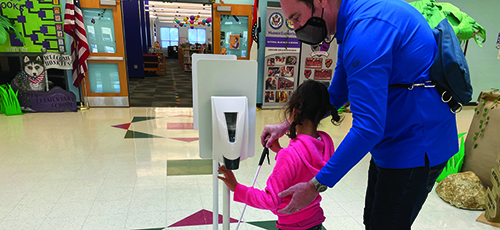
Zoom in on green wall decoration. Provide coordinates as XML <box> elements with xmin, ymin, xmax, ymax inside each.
<box><xmin>0</xmin><ymin>0</ymin><xmax>65</xmax><ymax>53</ymax></box>
<box><xmin>0</xmin><ymin>15</ymin><xmax>24</xmax><ymax>44</ymax></box>
<box><xmin>406</xmin><ymin>0</ymin><xmax>500</xmax><ymax>101</ymax></box>
<box><xmin>436</xmin><ymin>132</ymin><xmax>467</xmax><ymax>182</ymax></box>
<box><xmin>0</xmin><ymin>84</ymin><xmax>22</xmax><ymax>116</ymax></box>
<box><xmin>473</xmin><ymin>89</ymin><xmax>500</xmax><ymax>149</ymax></box>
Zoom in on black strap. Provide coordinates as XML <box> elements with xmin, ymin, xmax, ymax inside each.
<box><xmin>389</xmin><ymin>83</ymin><xmax>461</xmax><ymax>112</ymax></box>
<box><xmin>389</xmin><ymin>83</ymin><xmax>412</xmax><ymax>89</ymax></box>
<box><xmin>434</xmin><ymin>85</ymin><xmax>460</xmax><ymax>112</ymax></box>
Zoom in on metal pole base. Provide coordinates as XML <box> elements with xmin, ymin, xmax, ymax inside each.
<box><xmin>78</xmin><ymin>102</ymin><xmax>89</xmax><ymax>110</ymax></box>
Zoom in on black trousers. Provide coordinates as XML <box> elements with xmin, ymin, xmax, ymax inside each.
<box><xmin>363</xmin><ymin>156</ymin><xmax>447</xmax><ymax>230</ymax></box>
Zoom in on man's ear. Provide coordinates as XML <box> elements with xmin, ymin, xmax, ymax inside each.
<box><xmin>317</xmin><ymin>0</ymin><xmax>328</xmax><ymax>9</ymax></box>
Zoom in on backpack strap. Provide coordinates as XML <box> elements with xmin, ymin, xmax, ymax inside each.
<box><xmin>433</xmin><ymin>84</ymin><xmax>463</xmax><ymax>113</ymax></box>
<box><xmin>389</xmin><ymin>82</ymin><xmax>463</xmax><ymax>113</ymax></box>
<box><xmin>389</xmin><ymin>81</ymin><xmax>434</xmax><ymax>90</ymax></box>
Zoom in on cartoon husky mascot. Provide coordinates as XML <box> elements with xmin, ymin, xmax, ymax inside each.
<box><xmin>13</xmin><ymin>55</ymin><xmax>47</xmax><ymax>91</ymax></box>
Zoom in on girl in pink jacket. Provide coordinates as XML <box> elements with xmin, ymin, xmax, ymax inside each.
<box><xmin>218</xmin><ymin>80</ymin><xmax>343</xmax><ymax>230</ymax></box>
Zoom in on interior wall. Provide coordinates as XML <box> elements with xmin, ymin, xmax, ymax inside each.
<box><xmin>123</xmin><ymin>0</ymin><xmax>146</xmax><ymax>78</ymax></box>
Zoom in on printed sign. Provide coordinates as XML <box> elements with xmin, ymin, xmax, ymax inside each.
<box><xmin>15</xmin><ymin>86</ymin><xmax>77</xmax><ymax>112</ymax></box>
<box><xmin>268</xmin><ymin>12</ymin><xmax>283</xmax><ymax>30</ymax></box>
<box><xmin>325</xmin><ymin>59</ymin><xmax>333</xmax><ymax>68</ymax></box>
<box><xmin>314</xmin><ymin>69</ymin><xmax>333</xmax><ymax>80</ymax></box>
<box><xmin>229</xmin><ymin>35</ymin><xmax>240</xmax><ymax>49</ymax></box>
<box><xmin>263</xmin><ymin>6</ymin><xmax>300</xmax><ymax>107</ymax></box>
<box><xmin>43</xmin><ymin>52</ymin><xmax>73</xmax><ymax>70</ymax></box>
<box><xmin>305</xmin><ymin>57</ymin><xmax>323</xmax><ymax>69</ymax></box>
<box><xmin>298</xmin><ymin>40</ymin><xmax>338</xmax><ymax>88</ymax></box>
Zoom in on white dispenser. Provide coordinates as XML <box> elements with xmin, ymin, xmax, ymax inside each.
<box><xmin>211</xmin><ymin>96</ymin><xmax>250</xmax><ymax>170</ymax></box>
<box><xmin>195</xmin><ymin>59</ymin><xmax>257</xmax><ymax>230</ymax></box>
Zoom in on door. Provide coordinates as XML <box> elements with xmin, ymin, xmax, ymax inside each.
<box><xmin>213</xmin><ymin>4</ymin><xmax>253</xmax><ymax>60</ymax></box>
<box><xmin>80</xmin><ymin>0</ymin><xmax>128</xmax><ymax>107</ymax></box>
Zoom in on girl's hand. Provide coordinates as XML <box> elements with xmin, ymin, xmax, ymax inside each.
<box><xmin>266</xmin><ymin>136</ymin><xmax>282</xmax><ymax>153</ymax></box>
<box><xmin>217</xmin><ymin>165</ymin><xmax>237</xmax><ymax>191</ymax></box>
<box><xmin>270</xmin><ymin>139</ymin><xmax>282</xmax><ymax>153</ymax></box>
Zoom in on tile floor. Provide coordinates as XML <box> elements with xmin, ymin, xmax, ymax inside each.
<box><xmin>0</xmin><ymin>106</ymin><xmax>497</xmax><ymax>230</ymax></box>
<box><xmin>128</xmin><ymin>60</ymin><xmax>193</xmax><ymax>108</ymax></box>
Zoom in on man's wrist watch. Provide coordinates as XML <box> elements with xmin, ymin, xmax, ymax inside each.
<box><xmin>311</xmin><ymin>177</ymin><xmax>328</xmax><ymax>193</ymax></box>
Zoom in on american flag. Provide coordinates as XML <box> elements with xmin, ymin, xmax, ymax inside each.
<box><xmin>64</xmin><ymin>0</ymin><xmax>90</xmax><ymax>87</ymax></box>
<box><xmin>249</xmin><ymin>0</ymin><xmax>260</xmax><ymax>61</ymax></box>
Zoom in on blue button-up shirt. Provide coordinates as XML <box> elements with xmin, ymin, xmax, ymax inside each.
<box><xmin>317</xmin><ymin>0</ymin><xmax>458</xmax><ymax>187</ymax></box>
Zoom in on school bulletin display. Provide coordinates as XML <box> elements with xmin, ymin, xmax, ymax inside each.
<box><xmin>263</xmin><ymin>6</ymin><xmax>300</xmax><ymax>107</ymax></box>
<box><xmin>0</xmin><ymin>0</ymin><xmax>65</xmax><ymax>53</ymax></box>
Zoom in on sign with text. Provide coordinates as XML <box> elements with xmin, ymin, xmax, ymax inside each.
<box><xmin>43</xmin><ymin>52</ymin><xmax>73</xmax><ymax>70</ymax></box>
<box><xmin>0</xmin><ymin>0</ymin><xmax>66</xmax><ymax>53</ymax></box>
<box><xmin>263</xmin><ymin>6</ymin><xmax>300</xmax><ymax>108</ymax></box>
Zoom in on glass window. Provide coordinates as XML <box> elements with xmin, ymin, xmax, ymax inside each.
<box><xmin>82</xmin><ymin>8</ymin><xmax>116</xmax><ymax>53</ymax></box>
<box><xmin>189</xmin><ymin>28</ymin><xmax>206</xmax><ymax>43</ymax></box>
<box><xmin>220</xmin><ymin>16</ymin><xmax>249</xmax><ymax>57</ymax></box>
<box><xmin>88</xmin><ymin>63</ymin><xmax>121</xmax><ymax>93</ymax></box>
<box><xmin>160</xmin><ymin>27</ymin><xmax>179</xmax><ymax>48</ymax></box>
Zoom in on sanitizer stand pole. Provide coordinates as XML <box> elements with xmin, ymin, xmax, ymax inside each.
<box><xmin>213</xmin><ymin>159</ymin><xmax>231</xmax><ymax>230</ymax></box>
<box><xmin>223</xmin><ymin>179</ymin><xmax>230</xmax><ymax>230</ymax></box>
<box><xmin>213</xmin><ymin>159</ymin><xmax>219</xmax><ymax>230</ymax></box>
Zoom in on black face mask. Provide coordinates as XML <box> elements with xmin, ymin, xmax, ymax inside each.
<box><xmin>295</xmin><ymin>7</ymin><xmax>328</xmax><ymax>45</ymax></box>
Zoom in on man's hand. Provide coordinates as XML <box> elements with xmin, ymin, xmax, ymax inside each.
<box><xmin>260</xmin><ymin>121</ymin><xmax>290</xmax><ymax>148</ymax></box>
<box><xmin>265</xmin><ymin>135</ymin><xmax>282</xmax><ymax>153</ymax></box>
<box><xmin>277</xmin><ymin>181</ymin><xmax>318</xmax><ymax>214</ymax></box>
<box><xmin>217</xmin><ymin>165</ymin><xmax>237</xmax><ymax>191</ymax></box>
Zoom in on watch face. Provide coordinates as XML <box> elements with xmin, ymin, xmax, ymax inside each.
<box><xmin>318</xmin><ymin>185</ymin><xmax>328</xmax><ymax>192</ymax></box>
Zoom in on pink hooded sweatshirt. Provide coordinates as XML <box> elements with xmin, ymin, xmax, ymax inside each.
<box><xmin>234</xmin><ymin>131</ymin><xmax>335</xmax><ymax>229</ymax></box>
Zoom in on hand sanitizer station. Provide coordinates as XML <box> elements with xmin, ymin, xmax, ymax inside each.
<box><xmin>193</xmin><ymin>56</ymin><xmax>257</xmax><ymax>230</ymax></box>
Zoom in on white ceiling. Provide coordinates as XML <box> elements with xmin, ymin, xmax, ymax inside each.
<box><xmin>146</xmin><ymin>2</ymin><xmax>212</xmax><ymax>23</ymax></box>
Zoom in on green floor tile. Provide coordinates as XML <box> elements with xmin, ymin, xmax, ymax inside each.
<box><xmin>247</xmin><ymin>221</ymin><xmax>279</xmax><ymax>230</ymax></box>
<box><xmin>131</xmin><ymin>117</ymin><xmax>157</xmax><ymax>123</ymax></box>
<box><xmin>167</xmin><ymin>159</ymin><xmax>213</xmax><ymax>176</ymax></box>
<box><xmin>124</xmin><ymin>130</ymin><xmax>163</xmax><ymax>139</ymax></box>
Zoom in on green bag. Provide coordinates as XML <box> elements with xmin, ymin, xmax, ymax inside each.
<box><xmin>410</xmin><ymin>0</ymin><xmax>486</xmax><ymax>47</ymax></box>
<box><xmin>436</xmin><ymin>132</ymin><xmax>467</xmax><ymax>182</ymax></box>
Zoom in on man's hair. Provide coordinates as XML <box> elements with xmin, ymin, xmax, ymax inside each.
<box><xmin>297</xmin><ymin>0</ymin><xmax>314</xmax><ymax>7</ymax></box>
<box><xmin>298</xmin><ymin>0</ymin><xmax>313</xmax><ymax>7</ymax></box>
<box><xmin>297</xmin><ymin>0</ymin><xmax>314</xmax><ymax>13</ymax></box>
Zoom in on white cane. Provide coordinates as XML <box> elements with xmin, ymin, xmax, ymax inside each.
<box><xmin>235</xmin><ymin>146</ymin><xmax>270</xmax><ymax>230</ymax></box>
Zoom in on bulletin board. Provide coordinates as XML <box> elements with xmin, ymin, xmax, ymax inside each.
<box><xmin>0</xmin><ymin>0</ymin><xmax>65</xmax><ymax>53</ymax></box>
<box><xmin>262</xmin><ymin>6</ymin><xmax>300</xmax><ymax>108</ymax></box>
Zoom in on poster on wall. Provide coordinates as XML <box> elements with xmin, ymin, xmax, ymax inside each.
<box><xmin>0</xmin><ymin>0</ymin><xmax>66</xmax><ymax>53</ymax></box>
<box><xmin>229</xmin><ymin>34</ymin><xmax>240</xmax><ymax>50</ymax></box>
<box><xmin>263</xmin><ymin>6</ymin><xmax>300</xmax><ymax>108</ymax></box>
<box><xmin>298</xmin><ymin>41</ymin><xmax>338</xmax><ymax>88</ymax></box>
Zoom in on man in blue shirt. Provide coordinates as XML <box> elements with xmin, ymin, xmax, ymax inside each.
<box><xmin>261</xmin><ymin>0</ymin><xmax>458</xmax><ymax>229</ymax></box>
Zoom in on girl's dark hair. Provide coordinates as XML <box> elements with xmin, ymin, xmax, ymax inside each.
<box><xmin>284</xmin><ymin>80</ymin><xmax>342</xmax><ymax>139</ymax></box>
